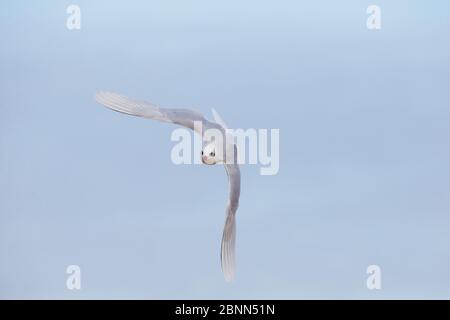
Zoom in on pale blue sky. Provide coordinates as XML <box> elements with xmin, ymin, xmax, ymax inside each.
<box><xmin>1</xmin><ymin>0</ymin><xmax>450</xmax><ymax>299</ymax></box>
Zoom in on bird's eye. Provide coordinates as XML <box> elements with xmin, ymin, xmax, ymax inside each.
<box><xmin>210</xmin><ymin>151</ymin><xmax>215</xmax><ymax>157</ymax></box>
<box><xmin>201</xmin><ymin>151</ymin><xmax>204</xmax><ymax>155</ymax></box>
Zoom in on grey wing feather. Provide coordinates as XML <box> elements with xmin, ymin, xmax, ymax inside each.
<box><xmin>221</xmin><ymin>160</ymin><xmax>241</xmax><ymax>282</ymax></box>
<box><xmin>95</xmin><ymin>91</ymin><xmax>207</xmax><ymax>134</ymax></box>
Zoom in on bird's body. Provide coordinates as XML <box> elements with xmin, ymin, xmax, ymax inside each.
<box><xmin>95</xmin><ymin>91</ymin><xmax>240</xmax><ymax>282</ymax></box>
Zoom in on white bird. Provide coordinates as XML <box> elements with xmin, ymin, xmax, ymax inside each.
<box><xmin>95</xmin><ymin>91</ymin><xmax>240</xmax><ymax>282</ymax></box>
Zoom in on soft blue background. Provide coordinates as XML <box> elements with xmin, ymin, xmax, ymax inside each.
<box><xmin>1</xmin><ymin>0</ymin><xmax>449</xmax><ymax>299</ymax></box>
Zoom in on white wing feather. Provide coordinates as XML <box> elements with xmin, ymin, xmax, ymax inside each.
<box><xmin>211</xmin><ymin>108</ymin><xmax>229</xmax><ymax>129</ymax></box>
<box><xmin>95</xmin><ymin>91</ymin><xmax>208</xmax><ymax>134</ymax></box>
<box><xmin>222</xmin><ymin>161</ymin><xmax>240</xmax><ymax>282</ymax></box>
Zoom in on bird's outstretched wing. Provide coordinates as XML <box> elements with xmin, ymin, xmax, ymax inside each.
<box><xmin>221</xmin><ymin>160</ymin><xmax>241</xmax><ymax>282</ymax></box>
<box><xmin>95</xmin><ymin>91</ymin><xmax>207</xmax><ymax>134</ymax></box>
<box><xmin>211</xmin><ymin>108</ymin><xmax>229</xmax><ymax>129</ymax></box>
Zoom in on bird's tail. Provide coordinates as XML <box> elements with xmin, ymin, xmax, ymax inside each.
<box><xmin>221</xmin><ymin>212</ymin><xmax>236</xmax><ymax>282</ymax></box>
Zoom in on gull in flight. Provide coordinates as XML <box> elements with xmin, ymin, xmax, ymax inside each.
<box><xmin>95</xmin><ymin>91</ymin><xmax>240</xmax><ymax>282</ymax></box>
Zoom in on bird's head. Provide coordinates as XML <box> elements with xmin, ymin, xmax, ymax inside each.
<box><xmin>201</xmin><ymin>142</ymin><xmax>222</xmax><ymax>165</ymax></box>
